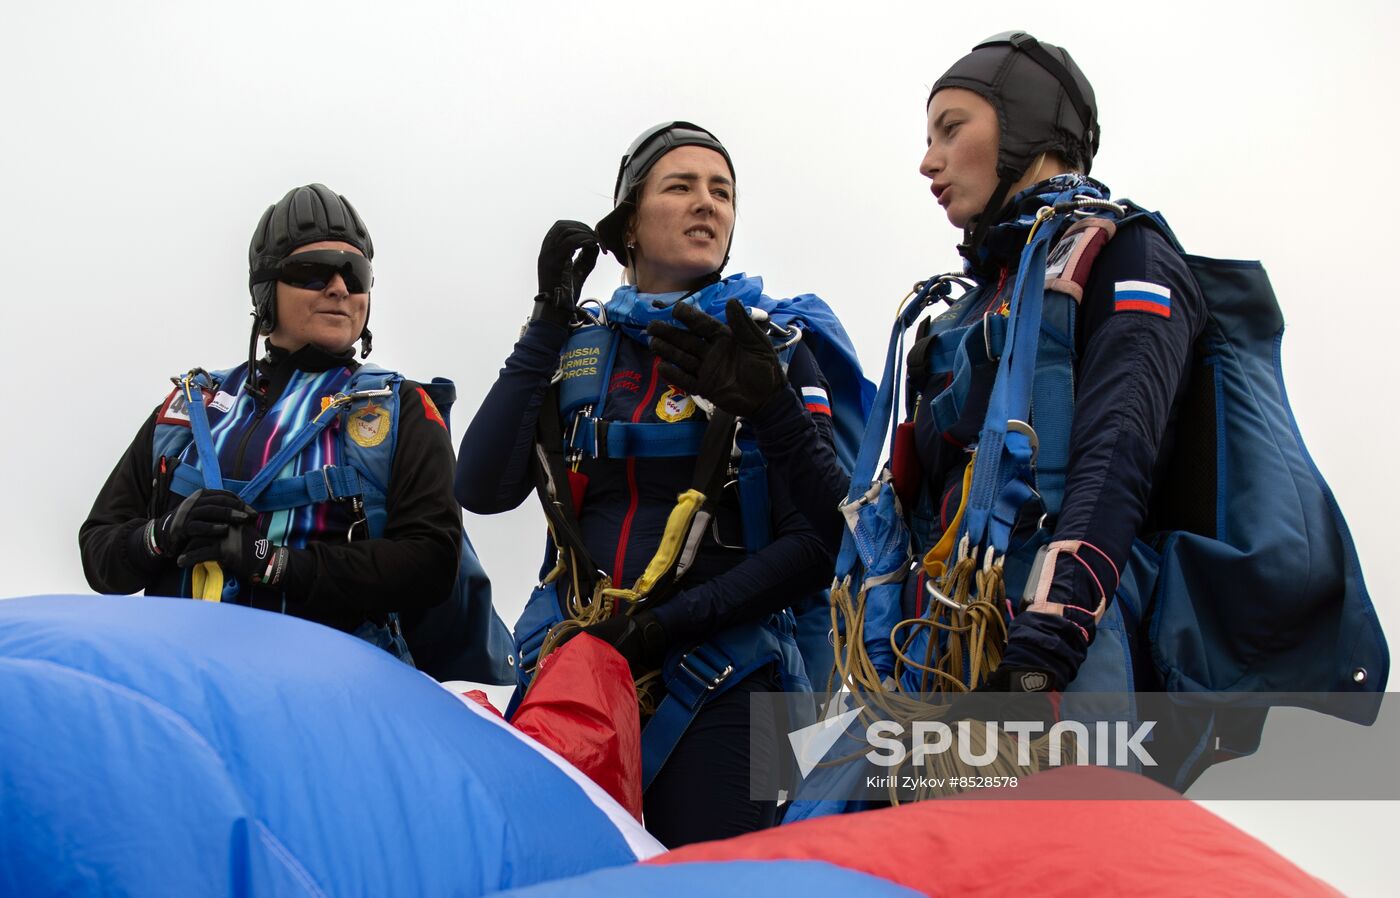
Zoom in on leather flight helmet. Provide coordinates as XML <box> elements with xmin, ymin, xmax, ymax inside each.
<box><xmin>595</xmin><ymin>121</ymin><xmax>736</xmax><ymax>265</ymax></box>
<box><xmin>247</xmin><ymin>183</ymin><xmax>374</xmax><ymax>344</ymax></box>
<box><xmin>929</xmin><ymin>32</ymin><xmax>1100</xmax><ymax>254</ymax></box>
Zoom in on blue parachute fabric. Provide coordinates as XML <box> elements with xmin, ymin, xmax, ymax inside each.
<box><xmin>491</xmin><ymin>859</ymin><xmax>921</xmax><ymax>897</ymax></box>
<box><xmin>0</xmin><ymin>596</ymin><xmax>657</xmax><ymax>898</ymax></box>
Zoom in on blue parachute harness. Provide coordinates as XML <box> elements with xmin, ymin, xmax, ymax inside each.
<box><xmin>155</xmin><ymin>364</ymin><xmax>517</xmax><ymax>684</ymax></box>
<box><xmin>512</xmin><ymin>273</ymin><xmax>872</xmax><ymax>790</ymax></box>
<box><xmin>786</xmin><ymin>184</ymin><xmax>1388</xmax><ymax>820</ymax></box>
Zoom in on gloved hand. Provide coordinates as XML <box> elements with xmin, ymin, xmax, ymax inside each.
<box><xmin>142</xmin><ymin>489</ymin><xmax>253</xmax><ymax>561</ymax></box>
<box><xmin>646</xmin><ymin>298</ymin><xmax>786</xmax><ymax>417</ymax></box>
<box><xmin>177</xmin><ymin>522</ymin><xmax>290</xmax><ymax>588</ymax></box>
<box><xmin>533</xmin><ymin>219</ymin><xmax>600</xmax><ymax>326</ymax></box>
<box><xmin>977</xmin><ymin>666</ymin><xmax>1058</xmax><ymax>693</ymax></box>
<box><xmin>942</xmin><ymin>666</ymin><xmax>1060</xmax><ymax>733</ymax></box>
<box><xmin>579</xmin><ymin>609</ymin><xmax>669</xmax><ymax>678</ymax></box>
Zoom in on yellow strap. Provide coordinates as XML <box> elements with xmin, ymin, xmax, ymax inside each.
<box><xmin>627</xmin><ymin>488</ymin><xmax>705</xmax><ymax>599</ymax></box>
<box><xmin>922</xmin><ymin>451</ymin><xmax>976</xmax><ymax>581</ymax></box>
<box><xmin>190</xmin><ymin>561</ymin><xmax>224</xmax><ymax>602</ymax></box>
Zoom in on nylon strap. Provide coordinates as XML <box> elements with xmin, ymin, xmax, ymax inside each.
<box><xmin>962</xmin><ymin>212</ymin><xmax>1067</xmax><ymax>552</ymax></box>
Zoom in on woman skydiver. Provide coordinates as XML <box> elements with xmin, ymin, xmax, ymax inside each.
<box><xmin>903</xmin><ymin>32</ymin><xmax>1206</xmax><ymax>695</ymax></box>
<box><xmin>80</xmin><ymin>184</ymin><xmax>473</xmax><ymax>667</ymax></box>
<box><xmin>456</xmin><ymin>121</ymin><xmax>860</xmax><ymax>846</ymax></box>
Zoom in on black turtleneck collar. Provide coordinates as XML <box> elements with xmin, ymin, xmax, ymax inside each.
<box><xmin>251</xmin><ymin>341</ymin><xmax>358</xmax><ymax>406</ymax></box>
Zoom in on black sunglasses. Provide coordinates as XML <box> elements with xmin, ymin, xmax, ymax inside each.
<box><xmin>250</xmin><ymin>250</ymin><xmax>373</xmax><ymax>294</ymax></box>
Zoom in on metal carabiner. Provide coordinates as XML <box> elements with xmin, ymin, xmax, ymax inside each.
<box><xmin>346</xmin><ymin>495</ymin><xmax>369</xmax><ymax>543</ymax></box>
<box><xmin>1060</xmin><ymin>195</ymin><xmax>1128</xmax><ymax>218</ymax></box>
<box><xmin>925</xmin><ymin>578</ymin><xmax>971</xmax><ymax>612</ymax></box>
<box><xmin>575</xmin><ymin>299</ymin><xmax>607</xmax><ymax>327</ymax></box>
<box><xmin>746</xmin><ymin>307</ymin><xmax>804</xmax><ymax>351</ymax></box>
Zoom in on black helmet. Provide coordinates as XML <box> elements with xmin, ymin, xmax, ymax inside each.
<box><xmin>247</xmin><ymin>183</ymin><xmax>374</xmax><ymax>339</ymax></box>
<box><xmin>595</xmin><ymin>121</ymin><xmax>735</xmax><ymax>261</ymax></box>
<box><xmin>930</xmin><ymin>32</ymin><xmax>1100</xmax><ymax>252</ymax></box>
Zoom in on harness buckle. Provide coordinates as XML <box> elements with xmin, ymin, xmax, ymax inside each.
<box><xmin>320</xmin><ymin>465</ymin><xmax>340</xmax><ymax>502</ymax></box>
<box><xmin>707</xmin><ymin>479</ymin><xmax>746</xmax><ymax>550</ymax></box>
<box><xmin>676</xmin><ymin>650</ymin><xmax>734</xmax><ymax>694</ymax></box>
<box><xmin>1005</xmin><ymin>419</ymin><xmax>1039</xmax><ymax>466</ymax></box>
<box><xmin>982</xmin><ymin>308</ymin><xmax>1001</xmax><ymax>361</ymax></box>
<box><xmin>320</xmin><ymin>464</ymin><xmax>368</xmax><ymax>542</ymax></box>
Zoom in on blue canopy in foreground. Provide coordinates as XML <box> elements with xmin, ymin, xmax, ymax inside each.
<box><xmin>0</xmin><ymin>595</ymin><xmax>660</xmax><ymax>898</ymax></box>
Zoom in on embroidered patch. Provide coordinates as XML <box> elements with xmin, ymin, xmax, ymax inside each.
<box><xmin>801</xmin><ymin>385</ymin><xmax>832</xmax><ymax>416</ymax></box>
<box><xmin>1114</xmin><ymin>280</ymin><xmax>1172</xmax><ymax>318</ymax></box>
<box><xmin>656</xmin><ymin>387</ymin><xmax>696</xmax><ymax>423</ymax></box>
<box><xmin>348</xmin><ymin>403</ymin><xmax>391</xmax><ymax>447</ymax></box>
<box><xmin>609</xmin><ymin>370</ymin><xmax>642</xmax><ymax>394</ymax></box>
<box><xmin>1044</xmin><ymin>217</ymin><xmax>1116</xmax><ymax>303</ymax></box>
<box><xmin>417</xmin><ymin>387</ymin><xmax>447</xmax><ymax>429</ymax></box>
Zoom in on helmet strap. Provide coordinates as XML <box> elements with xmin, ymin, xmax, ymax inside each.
<box><xmin>360</xmin><ymin>327</ymin><xmax>373</xmax><ymax>359</ymax></box>
<box><xmin>960</xmin><ymin>174</ymin><xmax>1017</xmax><ymax>259</ymax></box>
<box><xmin>245</xmin><ymin>316</ymin><xmax>269</xmax><ymax>401</ymax></box>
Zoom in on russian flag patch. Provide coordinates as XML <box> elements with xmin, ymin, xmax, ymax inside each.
<box><xmin>1114</xmin><ymin>280</ymin><xmax>1172</xmax><ymax>318</ymax></box>
<box><xmin>801</xmin><ymin>386</ymin><xmax>831</xmax><ymax>416</ymax></box>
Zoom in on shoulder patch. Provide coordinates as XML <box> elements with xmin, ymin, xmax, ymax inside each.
<box><xmin>348</xmin><ymin>403</ymin><xmax>391</xmax><ymax>447</ymax></box>
<box><xmin>416</xmin><ymin>386</ymin><xmax>447</xmax><ymax>429</ymax></box>
<box><xmin>801</xmin><ymin>385</ymin><xmax>832</xmax><ymax>416</ymax></box>
<box><xmin>155</xmin><ymin>386</ymin><xmax>211</xmax><ymax>427</ymax></box>
<box><xmin>1045</xmin><ymin>217</ymin><xmax>1117</xmax><ymax>303</ymax></box>
<box><xmin>1114</xmin><ymin>280</ymin><xmax>1172</xmax><ymax>318</ymax></box>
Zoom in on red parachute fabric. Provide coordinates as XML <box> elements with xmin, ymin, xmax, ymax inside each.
<box><xmin>653</xmin><ymin>767</ymin><xmax>1341</xmax><ymax>897</ymax></box>
<box><xmin>510</xmin><ymin>634</ymin><xmax>643</xmax><ymax>821</ymax></box>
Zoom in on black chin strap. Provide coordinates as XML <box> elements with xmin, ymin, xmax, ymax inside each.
<box><xmin>959</xmin><ymin>174</ymin><xmax>1017</xmax><ymax>262</ymax></box>
<box><xmin>245</xmin><ymin>316</ymin><xmax>267</xmax><ymax>399</ymax></box>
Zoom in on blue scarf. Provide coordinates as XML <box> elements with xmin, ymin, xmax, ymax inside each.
<box><xmin>971</xmin><ymin>174</ymin><xmax>1113</xmax><ymax>275</ymax></box>
<box><xmin>602</xmin><ymin>272</ymin><xmax>875</xmax><ymax>471</ymax></box>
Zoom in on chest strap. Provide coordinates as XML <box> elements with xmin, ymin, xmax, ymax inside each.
<box><xmin>171</xmin><ymin>463</ymin><xmax>383</xmax><ymax>512</ymax></box>
<box><xmin>570</xmin><ymin>419</ymin><xmax>708</xmax><ymax>459</ymax></box>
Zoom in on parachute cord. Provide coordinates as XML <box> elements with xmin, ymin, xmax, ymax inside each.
<box><xmin>820</xmin><ymin>551</ymin><xmax>1049</xmax><ymax>803</ymax></box>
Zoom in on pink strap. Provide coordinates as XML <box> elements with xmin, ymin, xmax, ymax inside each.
<box><xmin>1024</xmin><ymin>539</ymin><xmax>1112</xmax><ymax>626</ymax></box>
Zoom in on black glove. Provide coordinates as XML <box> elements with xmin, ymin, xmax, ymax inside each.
<box><xmin>579</xmin><ymin>609</ymin><xmax>669</xmax><ymax>678</ymax></box>
<box><xmin>142</xmin><ymin>489</ymin><xmax>253</xmax><ymax>561</ymax></box>
<box><xmin>646</xmin><ymin>298</ymin><xmax>786</xmax><ymax>417</ymax></box>
<box><xmin>533</xmin><ymin>220</ymin><xmax>600</xmax><ymax>326</ymax></box>
<box><xmin>942</xmin><ymin>666</ymin><xmax>1060</xmax><ymax>733</ymax></box>
<box><xmin>177</xmin><ymin>522</ymin><xmax>290</xmax><ymax>588</ymax></box>
<box><xmin>977</xmin><ymin>666</ymin><xmax>1058</xmax><ymax>693</ymax></box>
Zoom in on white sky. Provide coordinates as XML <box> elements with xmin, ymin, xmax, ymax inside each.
<box><xmin>3</xmin><ymin>1</ymin><xmax>1397</xmax><ymax>894</ymax></box>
